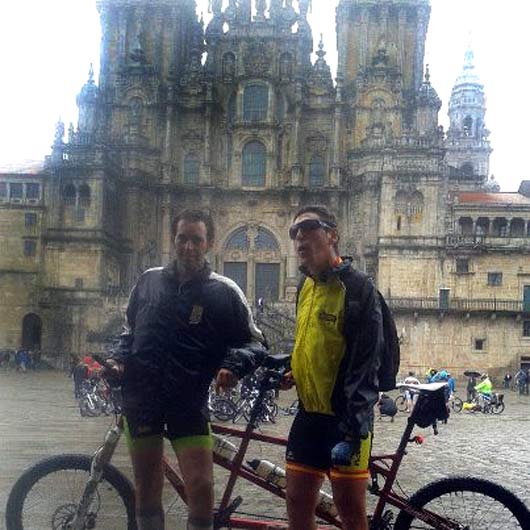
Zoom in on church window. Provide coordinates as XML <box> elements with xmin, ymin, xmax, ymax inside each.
<box><xmin>26</xmin><ymin>183</ymin><xmax>40</xmax><ymax>200</ymax></box>
<box><xmin>228</xmin><ymin>93</ymin><xmax>237</xmax><ymax>123</ymax></box>
<box><xmin>255</xmin><ymin>262</ymin><xmax>280</xmax><ymax>301</ymax></box>
<box><xmin>10</xmin><ymin>183</ymin><xmax>23</xmax><ymax>199</ymax></box>
<box><xmin>243</xmin><ymin>85</ymin><xmax>269</xmax><ymax>122</ymax></box>
<box><xmin>225</xmin><ymin>227</ymin><xmax>250</xmax><ymax>251</ymax></box>
<box><xmin>242</xmin><ymin>141</ymin><xmax>266</xmax><ymax>187</ymax></box>
<box><xmin>394</xmin><ymin>190</ymin><xmax>408</xmax><ymax>214</ymax></box>
<box><xmin>409</xmin><ymin>191</ymin><xmax>424</xmax><ymax>215</ymax></box>
<box><xmin>183</xmin><ymin>154</ymin><xmax>200</xmax><ymax>185</ymax></box>
<box><xmin>458</xmin><ymin>217</ymin><xmax>473</xmax><ymax>235</ymax></box>
<box><xmin>279</xmin><ymin>53</ymin><xmax>293</xmax><ymax>79</ymax></box>
<box><xmin>463</xmin><ymin>116</ymin><xmax>473</xmax><ymax>136</ymax></box>
<box><xmin>255</xmin><ymin>227</ymin><xmax>280</xmax><ymax>251</ymax></box>
<box><xmin>309</xmin><ymin>155</ymin><xmax>325</xmax><ymax>187</ymax></box>
<box><xmin>523</xmin><ymin>320</ymin><xmax>530</xmax><ymax>337</ymax></box>
<box><xmin>25</xmin><ymin>213</ymin><xmax>37</xmax><ymax>227</ymax></box>
<box><xmin>75</xmin><ymin>208</ymin><xmax>86</xmax><ymax>223</ymax></box>
<box><xmin>487</xmin><ymin>272</ymin><xmax>503</xmax><ymax>286</ymax></box>
<box><xmin>396</xmin><ymin>216</ymin><xmax>402</xmax><ymax>231</ymax></box>
<box><xmin>475</xmin><ymin>218</ymin><xmax>489</xmax><ymax>236</ymax></box>
<box><xmin>63</xmin><ymin>184</ymin><xmax>76</xmax><ymax>206</ymax></box>
<box><xmin>461</xmin><ymin>163</ymin><xmax>474</xmax><ymax>177</ymax></box>
<box><xmin>474</xmin><ymin>338</ymin><xmax>486</xmax><ymax>351</ymax></box>
<box><xmin>492</xmin><ymin>217</ymin><xmax>508</xmax><ymax>237</ymax></box>
<box><xmin>510</xmin><ymin>218</ymin><xmax>525</xmax><ymax>237</ymax></box>
<box><xmin>456</xmin><ymin>258</ymin><xmax>469</xmax><ymax>274</ymax></box>
<box><xmin>222</xmin><ymin>52</ymin><xmax>236</xmax><ymax>79</ymax></box>
<box><xmin>224</xmin><ymin>262</ymin><xmax>248</xmax><ymax>294</ymax></box>
<box><xmin>0</xmin><ymin>182</ymin><xmax>6</xmax><ymax>197</ymax></box>
<box><xmin>78</xmin><ymin>184</ymin><xmax>91</xmax><ymax>207</ymax></box>
<box><xmin>23</xmin><ymin>240</ymin><xmax>36</xmax><ymax>257</ymax></box>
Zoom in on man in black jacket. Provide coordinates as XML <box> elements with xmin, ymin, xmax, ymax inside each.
<box><xmin>283</xmin><ymin>205</ymin><xmax>383</xmax><ymax>530</ymax></box>
<box><xmin>110</xmin><ymin>210</ymin><xmax>266</xmax><ymax>530</ymax></box>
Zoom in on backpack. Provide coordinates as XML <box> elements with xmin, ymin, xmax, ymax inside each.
<box><xmin>376</xmin><ymin>292</ymin><xmax>400</xmax><ymax>391</ymax></box>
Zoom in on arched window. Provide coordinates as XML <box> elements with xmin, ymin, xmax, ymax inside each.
<box><xmin>183</xmin><ymin>154</ymin><xmax>200</xmax><ymax>185</ymax></box>
<box><xmin>309</xmin><ymin>155</ymin><xmax>325</xmax><ymax>187</ymax></box>
<box><xmin>409</xmin><ymin>191</ymin><xmax>424</xmax><ymax>215</ymax></box>
<box><xmin>458</xmin><ymin>217</ymin><xmax>473</xmax><ymax>235</ymax></box>
<box><xmin>222</xmin><ymin>52</ymin><xmax>236</xmax><ymax>79</ymax></box>
<box><xmin>475</xmin><ymin>217</ymin><xmax>489</xmax><ymax>236</ymax></box>
<box><xmin>225</xmin><ymin>227</ymin><xmax>250</xmax><ymax>251</ymax></box>
<box><xmin>394</xmin><ymin>190</ymin><xmax>408</xmax><ymax>214</ymax></box>
<box><xmin>511</xmin><ymin>218</ymin><xmax>526</xmax><ymax>237</ymax></box>
<box><xmin>242</xmin><ymin>141</ymin><xmax>266</xmax><ymax>186</ymax></box>
<box><xmin>279</xmin><ymin>53</ymin><xmax>293</xmax><ymax>79</ymax></box>
<box><xmin>461</xmin><ymin>163</ymin><xmax>474</xmax><ymax>177</ymax></box>
<box><xmin>78</xmin><ymin>184</ymin><xmax>91</xmax><ymax>207</ymax></box>
<box><xmin>255</xmin><ymin>227</ymin><xmax>280</xmax><ymax>251</ymax></box>
<box><xmin>63</xmin><ymin>184</ymin><xmax>76</xmax><ymax>206</ymax></box>
<box><xmin>228</xmin><ymin>92</ymin><xmax>237</xmax><ymax>124</ymax></box>
<box><xmin>243</xmin><ymin>85</ymin><xmax>269</xmax><ymax>122</ymax></box>
<box><xmin>22</xmin><ymin>313</ymin><xmax>42</xmax><ymax>350</ymax></box>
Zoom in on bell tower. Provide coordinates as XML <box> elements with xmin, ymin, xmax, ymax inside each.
<box><xmin>445</xmin><ymin>48</ymin><xmax>492</xmax><ymax>182</ymax></box>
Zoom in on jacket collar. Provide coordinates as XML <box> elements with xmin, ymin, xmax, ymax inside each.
<box><xmin>299</xmin><ymin>256</ymin><xmax>353</xmax><ymax>283</ymax></box>
<box><xmin>162</xmin><ymin>260</ymin><xmax>212</xmax><ymax>284</ymax></box>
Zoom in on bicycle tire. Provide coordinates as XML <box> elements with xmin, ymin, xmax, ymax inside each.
<box><xmin>451</xmin><ymin>396</ymin><xmax>463</xmax><ymax>413</ymax></box>
<box><xmin>395</xmin><ymin>395</ymin><xmax>408</xmax><ymax>413</ymax></box>
<box><xmin>5</xmin><ymin>454</ymin><xmax>137</xmax><ymax>530</ymax></box>
<box><xmin>492</xmin><ymin>401</ymin><xmax>505</xmax><ymax>414</ymax></box>
<box><xmin>212</xmin><ymin>398</ymin><xmax>237</xmax><ymax>422</ymax></box>
<box><xmin>393</xmin><ymin>476</ymin><xmax>530</xmax><ymax>530</ymax></box>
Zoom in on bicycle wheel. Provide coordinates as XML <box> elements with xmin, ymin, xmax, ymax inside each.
<box><xmin>394</xmin><ymin>476</ymin><xmax>529</xmax><ymax>530</ymax></box>
<box><xmin>451</xmin><ymin>396</ymin><xmax>463</xmax><ymax>413</ymax></box>
<box><xmin>6</xmin><ymin>454</ymin><xmax>136</xmax><ymax>530</ymax></box>
<box><xmin>395</xmin><ymin>395</ymin><xmax>408</xmax><ymax>412</ymax></box>
<box><xmin>492</xmin><ymin>401</ymin><xmax>505</xmax><ymax>414</ymax></box>
<box><xmin>212</xmin><ymin>398</ymin><xmax>237</xmax><ymax>422</ymax></box>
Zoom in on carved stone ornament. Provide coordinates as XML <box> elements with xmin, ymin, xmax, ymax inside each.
<box><xmin>181</xmin><ymin>130</ymin><xmax>204</xmax><ymax>143</ymax></box>
<box><xmin>306</xmin><ymin>132</ymin><xmax>328</xmax><ymax>154</ymax></box>
<box><xmin>243</xmin><ymin>40</ymin><xmax>272</xmax><ymax>77</ymax></box>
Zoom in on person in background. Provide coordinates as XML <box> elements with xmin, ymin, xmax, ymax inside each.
<box><xmin>403</xmin><ymin>371</ymin><xmax>420</xmax><ymax>413</ymax></box>
<box><xmin>466</xmin><ymin>374</ymin><xmax>477</xmax><ymax>402</ymax></box>
<box><xmin>503</xmin><ymin>372</ymin><xmax>512</xmax><ymax>390</ymax></box>
<box><xmin>377</xmin><ymin>393</ymin><xmax>398</xmax><ymax>422</ymax></box>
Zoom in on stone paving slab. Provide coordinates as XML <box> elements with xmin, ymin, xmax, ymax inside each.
<box><xmin>1</xmin><ymin>371</ymin><xmax>529</xmax><ymax>528</ymax></box>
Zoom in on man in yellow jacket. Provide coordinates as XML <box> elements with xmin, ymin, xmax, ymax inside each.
<box><xmin>283</xmin><ymin>205</ymin><xmax>384</xmax><ymax>530</ymax></box>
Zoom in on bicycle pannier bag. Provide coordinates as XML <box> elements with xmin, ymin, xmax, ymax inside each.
<box><xmin>411</xmin><ymin>387</ymin><xmax>449</xmax><ymax>428</ymax></box>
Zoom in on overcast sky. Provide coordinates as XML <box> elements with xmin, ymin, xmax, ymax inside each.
<box><xmin>0</xmin><ymin>0</ymin><xmax>528</xmax><ymax>191</ymax></box>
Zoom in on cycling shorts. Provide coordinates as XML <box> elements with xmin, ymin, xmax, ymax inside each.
<box><xmin>286</xmin><ymin>408</ymin><xmax>372</xmax><ymax>480</ymax></box>
<box><xmin>123</xmin><ymin>408</ymin><xmax>212</xmax><ymax>454</ymax></box>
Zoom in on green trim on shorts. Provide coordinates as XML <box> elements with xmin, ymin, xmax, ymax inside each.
<box><xmin>123</xmin><ymin>418</ymin><xmax>213</xmax><ymax>454</ymax></box>
<box><xmin>170</xmin><ymin>432</ymin><xmax>213</xmax><ymax>453</ymax></box>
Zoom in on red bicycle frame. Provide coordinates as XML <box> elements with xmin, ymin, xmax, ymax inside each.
<box><xmin>161</xmin><ymin>379</ymin><xmax>453</xmax><ymax>530</ymax></box>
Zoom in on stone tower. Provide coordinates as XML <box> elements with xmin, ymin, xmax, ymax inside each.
<box><xmin>335</xmin><ymin>0</ymin><xmax>445</xmax><ymax>285</ymax></box>
<box><xmin>445</xmin><ymin>48</ymin><xmax>492</xmax><ymax>184</ymax></box>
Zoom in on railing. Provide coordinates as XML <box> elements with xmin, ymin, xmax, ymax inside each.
<box><xmin>446</xmin><ymin>235</ymin><xmax>530</xmax><ymax>249</ymax></box>
<box><xmin>388</xmin><ymin>297</ymin><xmax>527</xmax><ymax>313</ymax></box>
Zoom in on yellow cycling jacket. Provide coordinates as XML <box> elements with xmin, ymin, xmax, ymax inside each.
<box><xmin>291</xmin><ymin>259</ymin><xmax>383</xmax><ymax>439</ymax></box>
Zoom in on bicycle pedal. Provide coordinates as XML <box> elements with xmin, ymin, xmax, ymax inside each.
<box><xmin>214</xmin><ymin>496</ymin><xmax>243</xmax><ymax>525</ymax></box>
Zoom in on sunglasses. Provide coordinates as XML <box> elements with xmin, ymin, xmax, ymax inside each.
<box><xmin>289</xmin><ymin>219</ymin><xmax>337</xmax><ymax>240</ymax></box>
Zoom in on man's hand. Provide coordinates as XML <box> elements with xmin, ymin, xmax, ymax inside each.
<box><xmin>279</xmin><ymin>370</ymin><xmax>295</xmax><ymax>391</ymax></box>
<box><xmin>216</xmin><ymin>369</ymin><xmax>239</xmax><ymax>394</ymax></box>
<box><xmin>102</xmin><ymin>359</ymin><xmax>124</xmax><ymax>380</ymax></box>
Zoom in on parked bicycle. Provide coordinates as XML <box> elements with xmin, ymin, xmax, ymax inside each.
<box><xmin>463</xmin><ymin>392</ymin><xmax>505</xmax><ymax>414</ymax></box>
<box><xmin>77</xmin><ymin>377</ymin><xmax>118</xmax><ymax>418</ymax></box>
<box><xmin>5</xmin><ymin>356</ymin><xmax>529</xmax><ymax>529</ymax></box>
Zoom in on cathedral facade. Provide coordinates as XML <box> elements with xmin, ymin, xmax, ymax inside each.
<box><xmin>1</xmin><ymin>0</ymin><xmax>530</xmax><ymax>378</ymax></box>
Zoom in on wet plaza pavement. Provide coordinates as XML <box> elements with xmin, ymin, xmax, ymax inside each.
<box><xmin>1</xmin><ymin>370</ymin><xmax>530</xmax><ymax>528</ymax></box>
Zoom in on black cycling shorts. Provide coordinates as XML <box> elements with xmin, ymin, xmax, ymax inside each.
<box><xmin>286</xmin><ymin>407</ymin><xmax>372</xmax><ymax>478</ymax></box>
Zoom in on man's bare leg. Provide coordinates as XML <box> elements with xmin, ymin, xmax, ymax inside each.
<box><xmin>286</xmin><ymin>466</ymin><xmax>324</xmax><ymax>530</ymax></box>
<box><xmin>129</xmin><ymin>441</ymin><xmax>165</xmax><ymax>530</ymax></box>
<box><xmin>331</xmin><ymin>477</ymin><xmax>369</xmax><ymax>530</ymax></box>
<box><xmin>177</xmin><ymin>446</ymin><xmax>214</xmax><ymax>529</ymax></box>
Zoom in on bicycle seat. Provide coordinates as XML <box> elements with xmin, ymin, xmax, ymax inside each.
<box><xmin>397</xmin><ymin>382</ymin><xmax>447</xmax><ymax>393</ymax></box>
<box><xmin>263</xmin><ymin>353</ymin><xmax>291</xmax><ymax>370</ymax></box>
